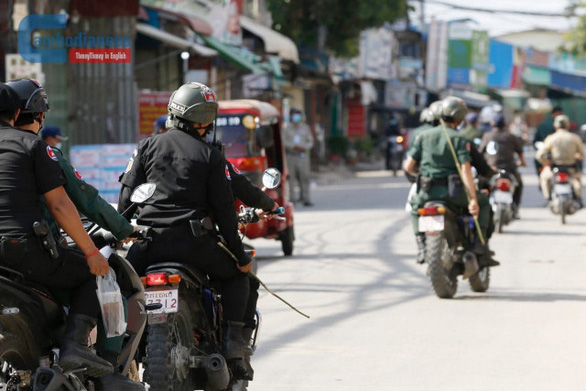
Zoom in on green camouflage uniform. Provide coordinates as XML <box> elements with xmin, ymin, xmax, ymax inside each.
<box><xmin>42</xmin><ymin>148</ymin><xmax>133</xmax><ymax>240</ymax></box>
<box><xmin>408</xmin><ymin>125</ymin><xmax>490</xmax><ymax>236</ymax></box>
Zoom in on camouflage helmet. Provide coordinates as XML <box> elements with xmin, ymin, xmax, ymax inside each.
<box><xmin>429</xmin><ymin>101</ymin><xmax>443</xmax><ymax>122</ymax></box>
<box><xmin>419</xmin><ymin>108</ymin><xmax>434</xmax><ymax>124</ymax></box>
<box><xmin>553</xmin><ymin>114</ymin><xmax>569</xmax><ymax>129</ymax></box>
<box><xmin>440</xmin><ymin>96</ymin><xmax>468</xmax><ymax>123</ymax></box>
<box><xmin>168</xmin><ymin>82</ymin><xmax>218</xmax><ymax>125</ymax></box>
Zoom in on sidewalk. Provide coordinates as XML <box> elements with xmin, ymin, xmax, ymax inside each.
<box><xmin>312</xmin><ymin>157</ymin><xmax>387</xmax><ymax>186</ymax></box>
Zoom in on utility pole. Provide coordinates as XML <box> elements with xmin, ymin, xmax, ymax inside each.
<box><xmin>419</xmin><ymin>0</ymin><xmax>426</xmax><ymax>35</ymax></box>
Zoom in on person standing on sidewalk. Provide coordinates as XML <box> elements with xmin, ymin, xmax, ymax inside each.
<box><xmin>283</xmin><ymin>108</ymin><xmax>314</xmax><ymax>206</ymax></box>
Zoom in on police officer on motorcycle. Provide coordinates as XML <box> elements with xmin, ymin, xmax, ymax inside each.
<box><xmin>0</xmin><ymin>82</ymin><xmax>114</xmax><ymax>378</ymax></box>
<box><xmin>536</xmin><ymin>114</ymin><xmax>584</xmax><ymax>207</ymax></box>
<box><xmin>403</xmin><ymin>97</ymin><xmax>495</xmax><ymax>266</ymax></box>
<box><xmin>145</xmin><ymin>109</ymin><xmax>277</xmax><ymax>376</ymax></box>
<box><xmin>480</xmin><ymin>113</ymin><xmax>526</xmax><ymax>218</ymax></box>
<box><xmin>118</xmin><ymin>82</ymin><xmax>253</xmax><ymax>379</ymax></box>
<box><xmin>7</xmin><ymin>78</ymin><xmax>144</xmax><ymax>390</ymax></box>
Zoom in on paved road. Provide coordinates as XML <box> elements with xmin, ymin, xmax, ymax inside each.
<box><xmin>247</xmin><ymin>164</ymin><xmax>586</xmax><ymax>391</ymax></box>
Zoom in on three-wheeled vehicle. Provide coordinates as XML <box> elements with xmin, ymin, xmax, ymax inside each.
<box><xmin>216</xmin><ymin>99</ymin><xmax>295</xmax><ymax>255</ymax></box>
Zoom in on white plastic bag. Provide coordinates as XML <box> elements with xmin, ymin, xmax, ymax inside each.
<box><xmin>96</xmin><ymin>268</ymin><xmax>127</xmax><ymax>338</ymax></box>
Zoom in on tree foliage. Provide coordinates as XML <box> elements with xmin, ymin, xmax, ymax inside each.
<box><xmin>564</xmin><ymin>1</ymin><xmax>586</xmax><ymax>54</ymax></box>
<box><xmin>267</xmin><ymin>0</ymin><xmax>407</xmax><ymax>57</ymax></box>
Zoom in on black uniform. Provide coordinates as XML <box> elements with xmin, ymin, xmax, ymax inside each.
<box><xmin>480</xmin><ymin>129</ymin><xmax>524</xmax><ymax>208</ymax></box>
<box><xmin>227</xmin><ymin>162</ymin><xmax>274</xmax><ymax>211</ymax></box>
<box><xmin>226</xmin><ymin>161</ymin><xmax>274</xmax><ymax>329</ymax></box>
<box><xmin>0</xmin><ymin>123</ymin><xmax>100</xmax><ymax>317</ymax></box>
<box><xmin>118</xmin><ymin>127</ymin><xmax>251</xmax><ymax>322</ymax></box>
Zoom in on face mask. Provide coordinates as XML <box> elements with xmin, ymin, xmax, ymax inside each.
<box><xmin>292</xmin><ymin>113</ymin><xmax>302</xmax><ymax>123</ymax></box>
<box><xmin>55</xmin><ymin>142</ymin><xmax>62</xmax><ymax>149</ymax></box>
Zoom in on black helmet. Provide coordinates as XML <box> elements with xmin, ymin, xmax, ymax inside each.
<box><xmin>491</xmin><ymin>113</ymin><xmax>505</xmax><ymax>129</ymax></box>
<box><xmin>5</xmin><ymin>79</ymin><xmax>49</xmax><ymax>113</ymax></box>
<box><xmin>440</xmin><ymin>96</ymin><xmax>468</xmax><ymax>123</ymax></box>
<box><xmin>168</xmin><ymin>82</ymin><xmax>218</xmax><ymax>128</ymax></box>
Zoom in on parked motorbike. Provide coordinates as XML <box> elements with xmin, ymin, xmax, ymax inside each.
<box><xmin>0</xmin><ymin>183</ymin><xmax>155</xmax><ymax>391</ymax></box>
<box><xmin>549</xmin><ymin>166</ymin><xmax>579</xmax><ymax>224</ymax></box>
<box><xmin>488</xmin><ymin>170</ymin><xmax>517</xmax><ymax>233</ymax></box>
<box><xmin>140</xmin><ymin>169</ymin><xmax>283</xmax><ymax>391</ymax></box>
<box><xmin>417</xmin><ymin>203</ymin><xmax>490</xmax><ymax>299</ymax></box>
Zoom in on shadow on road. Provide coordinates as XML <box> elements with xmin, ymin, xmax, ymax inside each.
<box><xmin>456</xmin><ymin>291</ymin><xmax>586</xmax><ymax>302</ymax></box>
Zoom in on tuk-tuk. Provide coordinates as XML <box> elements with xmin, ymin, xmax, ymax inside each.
<box><xmin>216</xmin><ymin>99</ymin><xmax>295</xmax><ymax>255</ymax></box>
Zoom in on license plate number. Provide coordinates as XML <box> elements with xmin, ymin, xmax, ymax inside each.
<box><xmin>494</xmin><ymin>190</ymin><xmax>513</xmax><ymax>204</ymax></box>
<box><xmin>419</xmin><ymin>215</ymin><xmax>444</xmax><ymax>232</ymax></box>
<box><xmin>554</xmin><ymin>184</ymin><xmax>572</xmax><ymax>195</ymax></box>
<box><xmin>145</xmin><ymin>289</ymin><xmax>178</xmax><ymax>314</ymax></box>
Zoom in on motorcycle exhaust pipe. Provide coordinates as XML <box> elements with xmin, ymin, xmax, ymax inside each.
<box><xmin>462</xmin><ymin>251</ymin><xmax>479</xmax><ymax>280</ymax></box>
<box><xmin>33</xmin><ymin>367</ymin><xmax>68</xmax><ymax>391</ymax></box>
<box><xmin>204</xmin><ymin>353</ymin><xmax>230</xmax><ymax>390</ymax></box>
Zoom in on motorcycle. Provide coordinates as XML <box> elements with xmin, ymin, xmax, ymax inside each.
<box><xmin>417</xmin><ymin>202</ymin><xmax>490</xmax><ymax>299</ymax></box>
<box><xmin>549</xmin><ymin>165</ymin><xmax>579</xmax><ymax>224</ymax></box>
<box><xmin>0</xmin><ymin>183</ymin><xmax>155</xmax><ymax>391</ymax></box>
<box><xmin>385</xmin><ymin>133</ymin><xmax>406</xmax><ymax>176</ymax></box>
<box><xmin>140</xmin><ymin>169</ymin><xmax>283</xmax><ymax>391</ymax></box>
<box><xmin>488</xmin><ymin>170</ymin><xmax>517</xmax><ymax>233</ymax></box>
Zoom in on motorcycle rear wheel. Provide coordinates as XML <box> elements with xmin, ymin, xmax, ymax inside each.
<box><xmin>426</xmin><ymin>233</ymin><xmax>458</xmax><ymax>299</ymax></box>
<box><xmin>496</xmin><ymin>204</ymin><xmax>505</xmax><ymax>233</ymax></box>
<box><xmin>469</xmin><ymin>267</ymin><xmax>490</xmax><ymax>292</ymax></box>
<box><xmin>144</xmin><ymin>300</ymin><xmax>197</xmax><ymax>391</ymax></box>
<box><xmin>0</xmin><ymin>333</ymin><xmax>36</xmax><ymax>390</ymax></box>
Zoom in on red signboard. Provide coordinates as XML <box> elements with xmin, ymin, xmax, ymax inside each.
<box><xmin>346</xmin><ymin>98</ymin><xmax>365</xmax><ymax>139</ymax></box>
<box><xmin>138</xmin><ymin>92</ymin><xmax>171</xmax><ymax>139</ymax></box>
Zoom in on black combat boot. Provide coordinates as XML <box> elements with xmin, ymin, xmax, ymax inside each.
<box><xmin>240</xmin><ymin>327</ymin><xmax>256</xmax><ymax>381</ymax></box>
<box><xmin>59</xmin><ymin>314</ymin><xmax>114</xmax><ymax>378</ymax></box>
<box><xmin>223</xmin><ymin>321</ymin><xmax>253</xmax><ymax>380</ymax></box>
<box><xmin>93</xmin><ymin>350</ymin><xmax>145</xmax><ymax>391</ymax></box>
<box><xmin>415</xmin><ymin>234</ymin><xmax>426</xmax><ymax>264</ymax></box>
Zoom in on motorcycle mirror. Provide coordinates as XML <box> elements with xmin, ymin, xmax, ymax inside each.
<box><xmin>262</xmin><ymin>168</ymin><xmax>281</xmax><ymax>189</ymax></box>
<box><xmin>130</xmin><ymin>183</ymin><xmax>157</xmax><ymax>204</ymax></box>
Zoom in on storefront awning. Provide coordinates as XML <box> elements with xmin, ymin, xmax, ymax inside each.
<box><xmin>240</xmin><ymin>16</ymin><xmax>299</xmax><ymax>64</ymax></box>
<box><xmin>136</xmin><ymin>23</ymin><xmax>217</xmax><ymax>57</ymax></box>
<box><xmin>199</xmin><ymin>34</ymin><xmax>268</xmax><ymax>75</ymax></box>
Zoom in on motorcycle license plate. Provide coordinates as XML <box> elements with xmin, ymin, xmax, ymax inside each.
<box><xmin>494</xmin><ymin>190</ymin><xmax>513</xmax><ymax>204</ymax></box>
<box><xmin>554</xmin><ymin>184</ymin><xmax>572</xmax><ymax>195</ymax></box>
<box><xmin>145</xmin><ymin>289</ymin><xmax>178</xmax><ymax>314</ymax></box>
<box><xmin>418</xmin><ymin>215</ymin><xmax>444</xmax><ymax>232</ymax></box>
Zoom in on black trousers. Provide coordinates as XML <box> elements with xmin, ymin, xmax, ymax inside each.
<box><xmin>512</xmin><ymin>170</ymin><xmax>523</xmax><ymax>207</ymax></box>
<box><xmin>127</xmin><ymin>229</ymin><xmax>249</xmax><ymax>323</ymax></box>
<box><xmin>0</xmin><ymin>238</ymin><xmax>100</xmax><ymax>317</ymax></box>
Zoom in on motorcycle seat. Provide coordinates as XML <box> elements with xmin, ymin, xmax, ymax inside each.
<box><xmin>146</xmin><ymin>262</ymin><xmax>210</xmax><ymax>287</ymax></box>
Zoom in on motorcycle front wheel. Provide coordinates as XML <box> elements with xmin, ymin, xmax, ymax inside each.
<box><xmin>144</xmin><ymin>299</ymin><xmax>197</xmax><ymax>391</ymax></box>
<box><xmin>426</xmin><ymin>233</ymin><xmax>458</xmax><ymax>299</ymax></box>
<box><xmin>0</xmin><ymin>333</ymin><xmax>36</xmax><ymax>391</ymax></box>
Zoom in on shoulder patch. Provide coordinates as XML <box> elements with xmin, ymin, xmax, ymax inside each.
<box><xmin>225</xmin><ymin>164</ymin><xmax>232</xmax><ymax>180</ymax></box>
<box><xmin>125</xmin><ymin>157</ymin><xmax>134</xmax><ymax>173</ymax></box>
<box><xmin>231</xmin><ymin>162</ymin><xmax>241</xmax><ymax>174</ymax></box>
<box><xmin>47</xmin><ymin>146</ymin><xmax>58</xmax><ymax>161</ymax></box>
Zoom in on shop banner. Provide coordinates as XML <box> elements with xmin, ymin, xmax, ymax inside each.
<box><xmin>70</xmin><ymin>144</ymin><xmax>137</xmax><ymax>203</ymax></box>
<box><xmin>138</xmin><ymin>91</ymin><xmax>171</xmax><ymax>140</ymax></box>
